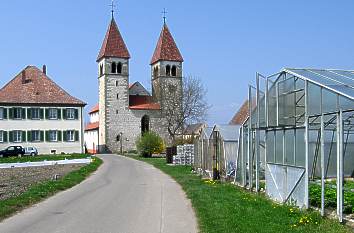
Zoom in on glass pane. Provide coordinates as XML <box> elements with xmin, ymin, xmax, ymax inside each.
<box><xmin>285</xmin><ymin>129</ymin><xmax>295</xmax><ymax>165</ymax></box>
<box><xmin>322</xmin><ymin>88</ymin><xmax>338</xmax><ymax>113</ymax></box>
<box><xmin>295</xmin><ymin>128</ymin><xmax>305</xmax><ymax>167</ymax></box>
<box><xmin>275</xmin><ymin>130</ymin><xmax>283</xmax><ymax>164</ymax></box>
<box><xmin>339</xmin><ymin>95</ymin><xmax>354</xmax><ymax>111</ymax></box>
<box><xmin>308</xmin><ymin>82</ymin><xmax>321</xmax><ymax>116</ymax></box>
<box><xmin>266</xmin><ymin>131</ymin><xmax>274</xmax><ymax>163</ymax></box>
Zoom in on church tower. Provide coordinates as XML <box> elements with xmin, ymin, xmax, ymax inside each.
<box><xmin>97</xmin><ymin>17</ymin><xmax>130</xmax><ymax>152</ymax></box>
<box><xmin>150</xmin><ymin>22</ymin><xmax>184</xmax><ymax>112</ymax></box>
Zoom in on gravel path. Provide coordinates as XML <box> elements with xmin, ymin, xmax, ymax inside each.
<box><xmin>0</xmin><ymin>164</ymin><xmax>84</xmax><ymax>200</ymax></box>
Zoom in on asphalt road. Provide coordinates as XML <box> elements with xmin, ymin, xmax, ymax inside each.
<box><xmin>0</xmin><ymin>154</ymin><xmax>198</xmax><ymax>233</ymax></box>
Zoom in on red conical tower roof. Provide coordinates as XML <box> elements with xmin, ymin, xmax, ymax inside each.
<box><xmin>97</xmin><ymin>18</ymin><xmax>130</xmax><ymax>62</ymax></box>
<box><xmin>150</xmin><ymin>23</ymin><xmax>183</xmax><ymax>65</ymax></box>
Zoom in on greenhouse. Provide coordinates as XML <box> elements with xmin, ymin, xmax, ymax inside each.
<box><xmin>209</xmin><ymin>125</ymin><xmax>240</xmax><ymax>179</ymax></box>
<box><xmin>195</xmin><ymin>126</ymin><xmax>213</xmax><ymax>177</ymax></box>
<box><xmin>234</xmin><ymin>68</ymin><xmax>354</xmax><ymax>222</ymax></box>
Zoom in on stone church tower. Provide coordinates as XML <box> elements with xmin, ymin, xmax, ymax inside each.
<box><xmin>96</xmin><ymin>16</ymin><xmax>183</xmax><ymax>153</ymax></box>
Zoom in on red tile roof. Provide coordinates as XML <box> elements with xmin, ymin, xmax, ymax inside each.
<box><xmin>97</xmin><ymin>18</ymin><xmax>130</xmax><ymax>61</ymax></box>
<box><xmin>85</xmin><ymin>122</ymin><xmax>99</xmax><ymax>131</ymax></box>
<box><xmin>150</xmin><ymin>23</ymin><xmax>183</xmax><ymax>65</ymax></box>
<box><xmin>129</xmin><ymin>103</ymin><xmax>161</xmax><ymax>110</ymax></box>
<box><xmin>89</xmin><ymin>104</ymin><xmax>99</xmax><ymax>114</ymax></box>
<box><xmin>129</xmin><ymin>95</ymin><xmax>161</xmax><ymax>110</ymax></box>
<box><xmin>0</xmin><ymin>66</ymin><xmax>86</xmax><ymax>106</ymax></box>
<box><xmin>229</xmin><ymin>100</ymin><xmax>249</xmax><ymax>125</ymax></box>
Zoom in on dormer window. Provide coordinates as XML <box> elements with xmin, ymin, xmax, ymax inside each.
<box><xmin>171</xmin><ymin>65</ymin><xmax>177</xmax><ymax>77</ymax></box>
<box><xmin>166</xmin><ymin>65</ymin><xmax>171</xmax><ymax>76</ymax></box>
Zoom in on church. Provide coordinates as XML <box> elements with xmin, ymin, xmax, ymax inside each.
<box><xmin>85</xmin><ymin>15</ymin><xmax>184</xmax><ymax>153</ymax></box>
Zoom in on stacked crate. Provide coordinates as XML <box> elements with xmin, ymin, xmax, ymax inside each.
<box><xmin>173</xmin><ymin>144</ymin><xmax>194</xmax><ymax>165</ymax></box>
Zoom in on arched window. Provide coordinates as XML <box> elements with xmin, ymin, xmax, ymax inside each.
<box><xmin>153</xmin><ymin>67</ymin><xmax>159</xmax><ymax>79</ymax></box>
<box><xmin>99</xmin><ymin>64</ymin><xmax>103</xmax><ymax>76</ymax></box>
<box><xmin>116</xmin><ymin>135</ymin><xmax>120</xmax><ymax>141</ymax></box>
<box><xmin>117</xmin><ymin>62</ymin><xmax>122</xmax><ymax>74</ymax></box>
<box><xmin>171</xmin><ymin>66</ymin><xmax>177</xmax><ymax>77</ymax></box>
<box><xmin>111</xmin><ymin>62</ymin><xmax>117</xmax><ymax>73</ymax></box>
<box><xmin>166</xmin><ymin>65</ymin><xmax>171</xmax><ymax>76</ymax></box>
<box><xmin>141</xmin><ymin>115</ymin><xmax>150</xmax><ymax>135</ymax></box>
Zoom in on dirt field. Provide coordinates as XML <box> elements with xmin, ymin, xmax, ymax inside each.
<box><xmin>0</xmin><ymin>164</ymin><xmax>84</xmax><ymax>200</ymax></box>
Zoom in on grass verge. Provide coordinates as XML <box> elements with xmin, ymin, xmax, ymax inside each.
<box><xmin>129</xmin><ymin>155</ymin><xmax>351</xmax><ymax>233</ymax></box>
<box><xmin>0</xmin><ymin>155</ymin><xmax>102</xmax><ymax>221</ymax></box>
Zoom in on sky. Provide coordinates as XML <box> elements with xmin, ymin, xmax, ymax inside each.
<box><xmin>0</xmin><ymin>0</ymin><xmax>354</xmax><ymax>125</ymax></box>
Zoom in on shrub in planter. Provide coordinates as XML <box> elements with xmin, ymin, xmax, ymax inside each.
<box><xmin>136</xmin><ymin>131</ymin><xmax>165</xmax><ymax>157</ymax></box>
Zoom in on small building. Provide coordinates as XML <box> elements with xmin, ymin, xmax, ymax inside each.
<box><xmin>229</xmin><ymin>100</ymin><xmax>249</xmax><ymax>125</ymax></box>
<box><xmin>209</xmin><ymin>125</ymin><xmax>240</xmax><ymax>179</ymax></box>
<box><xmin>183</xmin><ymin>123</ymin><xmax>206</xmax><ymax>141</ymax></box>
<box><xmin>84</xmin><ymin>104</ymin><xmax>99</xmax><ymax>154</ymax></box>
<box><xmin>0</xmin><ymin>66</ymin><xmax>86</xmax><ymax>154</ymax></box>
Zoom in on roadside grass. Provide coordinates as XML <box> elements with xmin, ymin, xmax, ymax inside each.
<box><xmin>130</xmin><ymin>155</ymin><xmax>351</xmax><ymax>233</ymax></box>
<box><xmin>0</xmin><ymin>155</ymin><xmax>102</xmax><ymax>221</ymax></box>
<box><xmin>0</xmin><ymin>154</ymin><xmax>91</xmax><ymax>163</ymax></box>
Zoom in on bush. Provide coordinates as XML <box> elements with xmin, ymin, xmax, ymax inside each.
<box><xmin>136</xmin><ymin>131</ymin><xmax>165</xmax><ymax>157</ymax></box>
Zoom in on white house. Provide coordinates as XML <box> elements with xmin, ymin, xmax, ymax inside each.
<box><xmin>84</xmin><ymin>104</ymin><xmax>99</xmax><ymax>154</ymax></box>
<box><xmin>0</xmin><ymin>65</ymin><xmax>86</xmax><ymax>154</ymax></box>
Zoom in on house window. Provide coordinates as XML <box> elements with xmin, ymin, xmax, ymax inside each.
<box><xmin>49</xmin><ymin>130</ymin><xmax>57</xmax><ymax>142</ymax></box>
<box><xmin>99</xmin><ymin>64</ymin><xmax>103</xmax><ymax>76</ymax></box>
<box><xmin>67</xmin><ymin>130</ymin><xmax>75</xmax><ymax>142</ymax></box>
<box><xmin>0</xmin><ymin>131</ymin><xmax>3</xmax><ymax>142</ymax></box>
<box><xmin>32</xmin><ymin>108</ymin><xmax>40</xmax><ymax>119</ymax></box>
<box><xmin>14</xmin><ymin>108</ymin><xmax>22</xmax><ymax>119</ymax></box>
<box><xmin>0</xmin><ymin>108</ymin><xmax>3</xmax><ymax>119</ymax></box>
<box><xmin>13</xmin><ymin>130</ymin><xmax>22</xmax><ymax>142</ymax></box>
<box><xmin>49</xmin><ymin>108</ymin><xmax>58</xmax><ymax>119</ymax></box>
<box><xmin>32</xmin><ymin>130</ymin><xmax>40</xmax><ymax>141</ymax></box>
<box><xmin>66</xmin><ymin>108</ymin><xmax>75</xmax><ymax>119</ymax></box>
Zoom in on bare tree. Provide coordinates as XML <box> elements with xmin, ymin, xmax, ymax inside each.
<box><xmin>162</xmin><ymin>76</ymin><xmax>209</xmax><ymax>142</ymax></box>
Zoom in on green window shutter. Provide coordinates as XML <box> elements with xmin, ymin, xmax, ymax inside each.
<box><xmin>27</xmin><ymin>108</ymin><xmax>32</xmax><ymax>119</ymax></box>
<box><xmin>9</xmin><ymin>108</ymin><xmax>13</xmax><ymax>119</ymax></box>
<box><xmin>45</xmin><ymin>109</ymin><xmax>49</xmax><ymax>119</ymax></box>
<box><xmin>63</xmin><ymin>130</ymin><xmax>67</xmax><ymax>142</ymax></box>
<box><xmin>22</xmin><ymin>131</ymin><xmax>26</xmax><ymax>142</ymax></box>
<box><xmin>3</xmin><ymin>131</ymin><xmax>7</xmax><ymax>142</ymax></box>
<box><xmin>74</xmin><ymin>109</ymin><xmax>79</xmax><ymax>120</ymax></box>
<box><xmin>63</xmin><ymin>109</ymin><xmax>67</xmax><ymax>120</ymax></box>
<box><xmin>40</xmin><ymin>109</ymin><xmax>44</xmax><ymax>119</ymax></box>
<box><xmin>40</xmin><ymin>131</ymin><xmax>44</xmax><ymax>142</ymax></box>
<box><xmin>57</xmin><ymin>131</ymin><xmax>62</xmax><ymax>141</ymax></box>
<box><xmin>22</xmin><ymin>108</ymin><xmax>26</xmax><ymax>119</ymax></box>
<box><xmin>75</xmin><ymin>131</ymin><xmax>79</xmax><ymax>141</ymax></box>
<box><xmin>9</xmin><ymin>131</ymin><xmax>13</xmax><ymax>142</ymax></box>
<box><xmin>45</xmin><ymin>131</ymin><xmax>49</xmax><ymax>141</ymax></box>
<box><xmin>57</xmin><ymin>109</ymin><xmax>62</xmax><ymax>119</ymax></box>
<box><xmin>3</xmin><ymin>108</ymin><xmax>7</xmax><ymax>119</ymax></box>
<box><xmin>27</xmin><ymin>131</ymin><xmax>32</xmax><ymax>142</ymax></box>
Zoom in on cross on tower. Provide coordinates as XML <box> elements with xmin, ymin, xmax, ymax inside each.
<box><xmin>109</xmin><ymin>0</ymin><xmax>116</xmax><ymax>19</ymax></box>
<box><xmin>162</xmin><ymin>8</ymin><xmax>167</xmax><ymax>24</ymax></box>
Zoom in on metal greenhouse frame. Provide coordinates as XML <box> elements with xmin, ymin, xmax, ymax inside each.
<box><xmin>234</xmin><ymin>68</ymin><xmax>354</xmax><ymax>222</ymax></box>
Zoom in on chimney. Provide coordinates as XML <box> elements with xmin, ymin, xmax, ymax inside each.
<box><xmin>42</xmin><ymin>65</ymin><xmax>47</xmax><ymax>75</ymax></box>
<box><xmin>21</xmin><ymin>70</ymin><xmax>26</xmax><ymax>84</ymax></box>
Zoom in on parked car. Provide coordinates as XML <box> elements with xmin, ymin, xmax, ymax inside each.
<box><xmin>0</xmin><ymin>146</ymin><xmax>25</xmax><ymax>158</ymax></box>
<box><xmin>24</xmin><ymin>147</ymin><xmax>38</xmax><ymax>156</ymax></box>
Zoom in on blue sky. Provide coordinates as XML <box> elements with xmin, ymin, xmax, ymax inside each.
<box><xmin>1</xmin><ymin>0</ymin><xmax>354</xmax><ymax>124</ymax></box>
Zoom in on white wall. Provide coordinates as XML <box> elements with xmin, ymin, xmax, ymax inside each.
<box><xmin>84</xmin><ymin>129</ymin><xmax>99</xmax><ymax>153</ymax></box>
